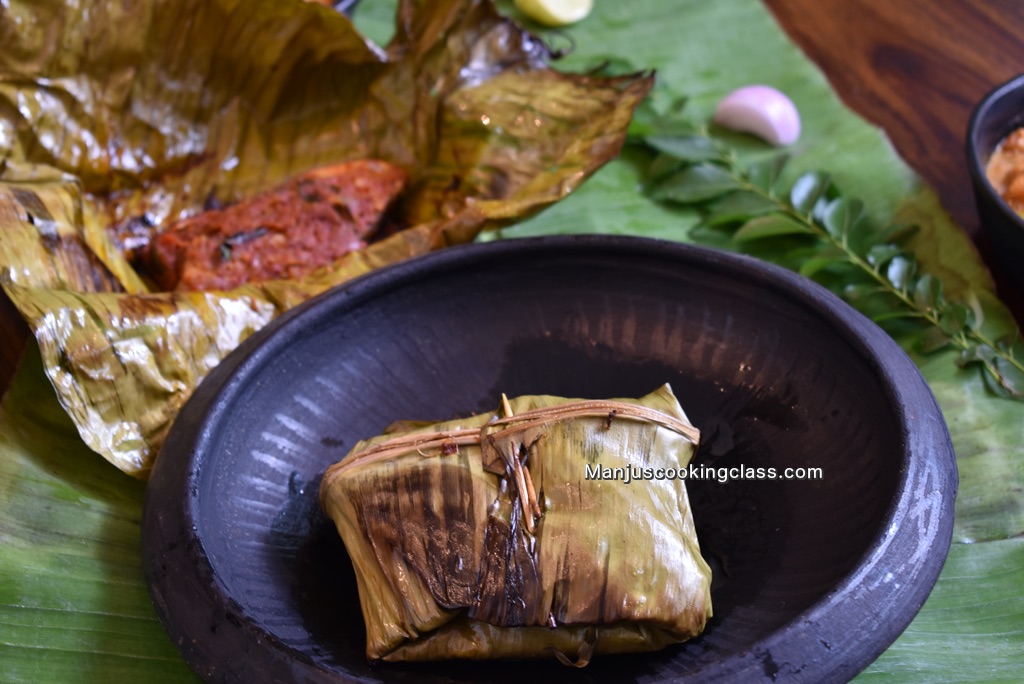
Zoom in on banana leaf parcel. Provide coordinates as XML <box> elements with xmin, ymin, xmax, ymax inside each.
<box><xmin>0</xmin><ymin>0</ymin><xmax>652</xmax><ymax>477</ymax></box>
<box><xmin>319</xmin><ymin>384</ymin><xmax>713</xmax><ymax>664</ymax></box>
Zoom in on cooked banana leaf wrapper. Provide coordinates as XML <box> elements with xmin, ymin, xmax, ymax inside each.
<box><xmin>0</xmin><ymin>0</ymin><xmax>653</xmax><ymax>477</ymax></box>
<box><xmin>319</xmin><ymin>384</ymin><xmax>713</xmax><ymax>664</ymax></box>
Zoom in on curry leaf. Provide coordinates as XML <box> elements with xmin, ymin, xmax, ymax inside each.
<box><xmin>913</xmin><ymin>274</ymin><xmax>944</xmax><ymax>313</ymax></box>
<box><xmin>799</xmin><ymin>246</ymin><xmax>847</xmax><ymax>277</ymax></box>
<box><xmin>650</xmin><ymin>164</ymin><xmax>741</xmax><ymax>203</ymax></box>
<box><xmin>705</xmin><ymin>191</ymin><xmax>779</xmax><ymax>226</ymax></box>
<box><xmin>645</xmin><ymin>135</ymin><xmax>721</xmax><ymax>162</ymax></box>
<box><xmin>939</xmin><ymin>302</ymin><xmax>973</xmax><ymax>335</ymax></box>
<box><xmin>790</xmin><ymin>171</ymin><xmax>832</xmax><ymax>214</ymax></box>
<box><xmin>733</xmin><ymin>213</ymin><xmax>808</xmax><ymax>241</ymax></box>
<box><xmin>843</xmin><ymin>282</ymin><xmax>884</xmax><ymax>303</ymax></box>
<box><xmin>917</xmin><ymin>326</ymin><xmax>952</xmax><ymax>354</ymax></box>
<box><xmin>646</xmin><ymin>153</ymin><xmax>686</xmax><ymax>184</ymax></box>
<box><xmin>993</xmin><ymin>343</ymin><xmax>1024</xmax><ymax>395</ymax></box>
<box><xmin>867</xmin><ymin>244</ymin><xmax>904</xmax><ymax>270</ymax></box>
<box><xmin>746</xmin><ymin>153</ymin><xmax>790</xmax><ymax>193</ymax></box>
<box><xmin>822</xmin><ymin>196</ymin><xmax>865</xmax><ymax>243</ymax></box>
<box><xmin>886</xmin><ymin>255</ymin><xmax>916</xmax><ymax>292</ymax></box>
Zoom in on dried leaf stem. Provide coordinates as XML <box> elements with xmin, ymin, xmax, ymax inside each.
<box><xmin>331</xmin><ymin>398</ymin><xmax>699</xmax><ymax>474</ymax></box>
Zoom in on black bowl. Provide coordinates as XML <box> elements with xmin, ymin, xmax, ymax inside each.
<box><xmin>967</xmin><ymin>73</ymin><xmax>1024</xmax><ymax>291</ymax></box>
<box><xmin>142</xmin><ymin>236</ymin><xmax>956</xmax><ymax>683</ymax></box>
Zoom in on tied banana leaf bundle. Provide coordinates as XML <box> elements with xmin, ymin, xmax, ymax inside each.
<box><xmin>319</xmin><ymin>384</ymin><xmax>713</xmax><ymax>665</ymax></box>
<box><xmin>0</xmin><ymin>0</ymin><xmax>653</xmax><ymax>477</ymax></box>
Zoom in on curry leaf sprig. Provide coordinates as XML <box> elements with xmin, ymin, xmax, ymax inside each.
<box><xmin>629</xmin><ymin>110</ymin><xmax>1024</xmax><ymax>400</ymax></box>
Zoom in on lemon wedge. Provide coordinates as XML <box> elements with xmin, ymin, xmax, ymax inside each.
<box><xmin>515</xmin><ymin>0</ymin><xmax>593</xmax><ymax>26</ymax></box>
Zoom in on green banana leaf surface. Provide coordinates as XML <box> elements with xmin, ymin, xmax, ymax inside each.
<box><xmin>2</xmin><ymin>0</ymin><xmax>1023</xmax><ymax>682</ymax></box>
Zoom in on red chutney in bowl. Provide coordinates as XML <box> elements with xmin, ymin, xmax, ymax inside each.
<box><xmin>985</xmin><ymin>127</ymin><xmax>1024</xmax><ymax>214</ymax></box>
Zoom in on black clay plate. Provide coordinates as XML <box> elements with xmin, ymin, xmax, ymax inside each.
<box><xmin>142</xmin><ymin>235</ymin><xmax>956</xmax><ymax>683</ymax></box>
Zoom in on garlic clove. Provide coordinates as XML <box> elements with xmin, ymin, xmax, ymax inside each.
<box><xmin>514</xmin><ymin>0</ymin><xmax>593</xmax><ymax>26</ymax></box>
<box><xmin>713</xmin><ymin>85</ymin><xmax>801</xmax><ymax>147</ymax></box>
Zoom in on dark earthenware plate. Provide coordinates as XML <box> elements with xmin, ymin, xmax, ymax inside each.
<box><xmin>142</xmin><ymin>235</ymin><xmax>956</xmax><ymax>683</ymax></box>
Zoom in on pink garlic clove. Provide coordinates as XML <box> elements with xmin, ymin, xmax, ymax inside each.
<box><xmin>712</xmin><ymin>85</ymin><xmax>801</xmax><ymax>147</ymax></box>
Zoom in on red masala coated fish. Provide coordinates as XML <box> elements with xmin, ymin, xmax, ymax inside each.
<box><xmin>145</xmin><ymin>159</ymin><xmax>406</xmax><ymax>291</ymax></box>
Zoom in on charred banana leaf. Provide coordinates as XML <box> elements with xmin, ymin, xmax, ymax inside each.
<box><xmin>319</xmin><ymin>384</ymin><xmax>713</xmax><ymax>664</ymax></box>
<box><xmin>0</xmin><ymin>0</ymin><xmax>653</xmax><ymax>476</ymax></box>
